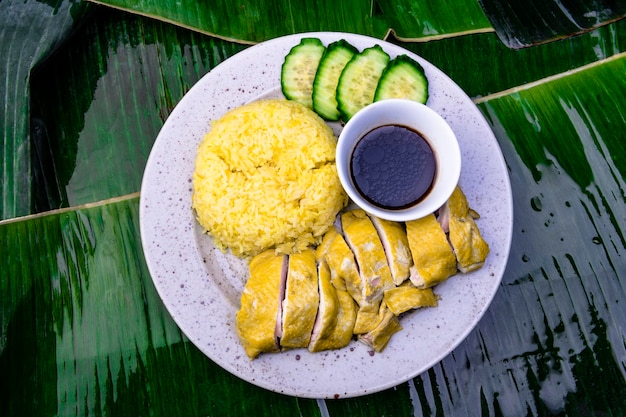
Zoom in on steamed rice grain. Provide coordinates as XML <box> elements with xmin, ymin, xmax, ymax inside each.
<box><xmin>192</xmin><ymin>99</ymin><xmax>347</xmax><ymax>258</ymax></box>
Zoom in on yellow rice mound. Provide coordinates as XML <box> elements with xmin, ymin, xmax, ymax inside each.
<box><xmin>192</xmin><ymin>99</ymin><xmax>348</xmax><ymax>258</ymax></box>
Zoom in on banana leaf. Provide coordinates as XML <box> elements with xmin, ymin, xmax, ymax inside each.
<box><xmin>2</xmin><ymin>0</ymin><xmax>626</xmax><ymax>416</ymax></box>
<box><xmin>87</xmin><ymin>0</ymin><xmax>389</xmax><ymax>42</ymax></box>
<box><xmin>29</xmin><ymin>7</ymin><xmax>248</xmax><ymax>211</ymax></box>
<box><xmin>0</xmin><ymin>0</ymin><xmax>93</xmax><ymax>220</ymax></box>
<box><xmin>376</xmin><ymin>0</ymin><xmax>493</xmax><ymax>40</ymax></box>
<box><xmin>89</xmin><ymin>0</ymin><xmax>626</xmax><ymax>48</ymax></box>
<box><xmin>478</xmin><ymin>0</ymin><xmax>626</xmax><ymax>48</ymax></box>
<box><xmin>86</xmin><ymin>0</ymin><xmax>492</xmax><ymax>43</ymax></box>
<box><xmin>391</xmin><ymin>18</ymin><xmax>626</xmax><ymax>97</ymax></box>
<box><xmin>469</xmin><ymin>53</ymin><xmax>626</xmax><ymax>415</ymax></box>
<box><xmin>0</xmin><ymin>198</ymin><xmax>322</xmax><ymax>416</ymax></box>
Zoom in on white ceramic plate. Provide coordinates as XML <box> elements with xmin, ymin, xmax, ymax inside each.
<box><xmin>140</xmin><ymin>32</ymin><xmax>513</xmax><ymax>399</ymax></box>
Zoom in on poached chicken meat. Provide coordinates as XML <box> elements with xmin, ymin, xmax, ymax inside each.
<box><xmin>281</xmin><ymin>249</ymin><xmax>320</xmax><ymax>349</ymax></box>
<box><xmin>369</xmin><ymin>215</ymin><xmax>413</xmax><ymax>286</ymax></box>
<box><xmin>309</xmin><ymin>260</ymin><xmax>357</xmax><ymax>352</ymax></box>
<box><xmin>406</xmin><ymin>213</ymin><xmax>457</xmax><ymax>288</ymax></box>
<box><xmin>383</xmin><ymin>283</ymin><xmax>438</xmax><ymax>316</ymax></box>
<box><xmin>235</xmin><ymin>250</ymin><xmax>287</xmax><ymax>359</ymax></box>
<box><xmin>358</xmin><ymin>303</ymin><xmax>402</xmax><ymax>352</ymax></box>
<box><xmin>440</xmin><ymin>186</ymin><xmax>490</xmax><ymax>273</ymax></box>
<box><xmin>340</xmin><ymin>209</ymin><xmax>395</xmax><ymax>334</ymax></box>
<box><xmin>235</xmin><ymin>186</ymin><xmax>490</xmax><ymax>359</ymax></box>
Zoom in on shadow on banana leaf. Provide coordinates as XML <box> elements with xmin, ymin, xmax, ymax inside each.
<box><xmin>478</xmin><ymin>0</ymin><xmax>626</xmax><ymax>48</ymax></box>
<box><xmin>29</xmin><ymin>7</ymin><xmax>247</xmax><ymax>211</ymax></box>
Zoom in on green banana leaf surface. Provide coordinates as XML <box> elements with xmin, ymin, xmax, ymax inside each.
<box><xmin>478</xmin><ymin>0</ymin><xmax>626</xmax><ymax>48</ymax></box>
<box><xmin>1</xmin><ymin>0</ymin><xmax>625</xmax><ymax>416</ymax></box>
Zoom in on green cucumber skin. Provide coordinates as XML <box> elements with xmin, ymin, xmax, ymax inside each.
<box><xmin>374</xmin><ymin>55</ymin><xmax>429</xmax><ymax>104</ymax></box>
<box><xmin>336</xmin><ymin>44</ymin><xmax>390</xmax><ymax>121</ymax></box>
<box><xmin>280</xmin><ymin>39</ymin><xmax>430</xmax><ymax>120</ymax></box>
<box><xmin>280</xmin><ymin>38</ymin><xmax>326</xmax><ymax>109</ymax></box>
<box><xmin>312</xmin><ymin>40</ymin><xmax>359</xmax><ymax>121</ymax></box>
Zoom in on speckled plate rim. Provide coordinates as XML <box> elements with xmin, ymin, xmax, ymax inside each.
<box><xmin>139</xmin><ymin>32</ymin><xmax>513</xmax><ymax>399</ymax></box>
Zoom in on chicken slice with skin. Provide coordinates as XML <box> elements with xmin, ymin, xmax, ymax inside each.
<box><xmin>383</xmin><ymin>282</ymin><xmax>438</xmax><ymax>316</ymax></box>
<box><xmin>316</xmin><ymin>228</ymin><xmax>363</xmax><ymax>304</ymax></box>
<box><xmin>309</xmin><ymin>260</ymin><xmax>357</xmax><ymax>352</ymax></box>
<box><xmin>316</xmin><ymin>226</ymin><xmax>379</xmax><ymax>334</ymax></box>
<box><xmin>406</xmin><ymin>213</ymin><xmax>457</xmax><ymax>288</ymax></box>
<box><xmin>330</xmin><ymin>289</ymin><xmax>358</xmax><ymax>345</ymax></box>
<box><xmin>341</xmin><ymin>209</ymin><xmax>395</xmax><ymax>298</ymax></box>
<box><xmin>440</xmin><ymin>186</ymin><xmax>490</xmax><ymax>273</ymax></box>
<box><xmin>308</xmin><ymin>260</ymin><xmax>338</xmax><ymax>350</ymax></box>
<box><xmin>236</xmin><ymin>250</ymin><xmax>287</xmax><ymax>359</ymax></box>
<box><xmin>341</xmin><ymin>209</ymin><xmax>395</xmax><ymax>333</ymax></box>
<box><xmin>369</xmin><ymin>215</ymin><xmax>412</xmax><ymax>285</ymax></box>
<box><xmin>358</xmin><ymin>302</ymin><xmax>402</xmax><ymax>352</ymax></box>
<box><xmin>281</xmin><ymin>249</ymin><xmax>319</xmax><ymax>349</ymax></box>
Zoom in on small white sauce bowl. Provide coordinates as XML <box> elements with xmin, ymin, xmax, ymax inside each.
<box><xmin>336</xmin><ymin>99</ymin><xmax>461</xmax><ymax>222</ymax></box>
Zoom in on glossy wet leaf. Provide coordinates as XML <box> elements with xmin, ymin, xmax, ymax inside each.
<box><xmin>30</xmin><ymin>8</ymin><xmax>248</xmax><ymax>211</ymax></box>
<box><xmin>0</xmin><ymin>198</ymin><xmax>322</xmax><ymax>416</ymax></box>
<box><xmin>469</xmin><ymin>54</ymin><xmax>626</xmax><ymax>415</ymax></box>
<box><xmin>383</xmin><ymin>54</ymin><xmax>626</xmax><ymax>416</ymax></box>
<box><xmin>376</xmin><ymin>0</ymin><xmax>492</xmax><ymax>40</ymax></box>
<box><xmin>391</xmin><ymin>18</ymin><xmax>626</xmax><ymax>97</ymax></box>
<box><xmin>87</xmin><ymin>0</ymin><xmax>626</xmax><ymax>49</ymax></box>
<box><xmin>0</xmin><ymin>0</ymin><xmax>92</xmax><ymax>220</ymax></box>
<box><xmin>477</xmin><ymin>0</ymin><xmax>626</xmax><ymax>48</ymax></box>
<box><xmin>87</xmin><ymin>0</ymin><xmax>492</xmax><ymax>43</ymax></box>
<box><xmin>478</xmin><ymin>54</ymin><xmax>626</xmax><ymax>190</ymax></box>
<box><xmin>88</xmin><ymin>0</ymin><xmax>389</xmax><ymax>43</ymax></box>
<box><xmin>2</xmin><ymin>1</ymin><xmax>626</xmax><ymax>416</ymax></box>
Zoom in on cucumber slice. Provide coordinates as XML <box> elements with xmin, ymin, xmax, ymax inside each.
<box><xmin>374</xmin><ymin>55</ymin><xmax>429</xmax><ymax>103</ymax></box>
<box><xmin>312</xmin><ymin>40</ymin><xmax>358</xmax><ymax>121</ymax></box>
<box><xmin>281</xmin><ymin>38</ymin><xmax>326</xmax><ymax>109</ymax></box>
<box><xmin>336</xmin><ymin>45</ymin><xmax>390</xmax><ymax>121</ymax></box>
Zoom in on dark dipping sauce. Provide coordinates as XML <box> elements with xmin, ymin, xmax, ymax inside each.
<box><xmin>350</xmin><ymin>124</ymin><xmax>436</xmax><ymax>209</ymax></box>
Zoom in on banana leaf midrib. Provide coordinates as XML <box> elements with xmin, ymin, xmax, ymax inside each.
<box><xmin>474</xmin><ymin>51</ymin><xmax>626</xmax><ymax>103</ymax></box>
<box><xmin>86</xmin><ymin>0</ymin><xmax>258</xmax><ymax>45</ymax></box>
<box><xmin>84</xmin><ymin>0</ymin><xmax>494</xmax><ymax>44</ymax></box>
<box><xmin>0</xmin><ymin>193</ymin><xmax>140</xmax><ymax>226</ymax></box>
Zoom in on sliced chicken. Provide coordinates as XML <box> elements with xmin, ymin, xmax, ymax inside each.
<box><xmin>308</xmin><ymin>260</ymin><xmax>338</xmax><ymax>350</ymax></box>
<box><xmin>315</xmin><ymin>227</ymin><xmax>360</xmax><ymax>296</ymax></box>
<box><xmin>383</xmin><ymin>283</ymin><xmax>438</xmax><ymax>316</ymax></box>
<box><xmin>329</xmin><ymin>289</ymin><xmax>357</xmax><ymax>345</ymax></box>
<box><xmin>236</xmin><ymin>250</ymin><xmax>287</xmax><ymax>359</ymax></box>
<box><xmin>340</xmin><ymin>209</ymin><xmax>395</xmax><ymax>298</ymax></box>
<box><xmin>316</xmin><ymin>225</ymin><xmax>379</xmax><ymax>334</ymax></box>
<box><xmin>236</xmin><ymin>188</ymin><xmax>491</xmax><ymax>358</ymax></box>
<box><xmin>369</xmin><ymin>215</ymin><xmax>413</xmax><ymax>285</ymax></box>
<box><xmin>358</xmin><ymin>303</ymin><xmax>402</xmax><ymax>352</ymax></box>
<box><xmin>406</xmin><ymin>213</ymin><xmax>457</xmax><ymax>288</ymax></box>
<box><xmin>341</xmin><ymin>209</ymin><xmax>395</xmax><ymax>333</ymax></box>
<box><xmin>443</xmin><ymin>186</ymin><xmax>490</xmax><ymax>273</ymax></box>
<box><xmin>309</xmin><ymin>260</ymin><xmax>357</xmax><ymax>352</ymax></box>
<box><xmin>352</xmin><ymin>303</ymin><xmax>382</xmax><ymax>335</ymax></box>
<box><xmin>281</xmin><ymin>249</ymin><xmax>319</xmax><ymax>349</ymax></box>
